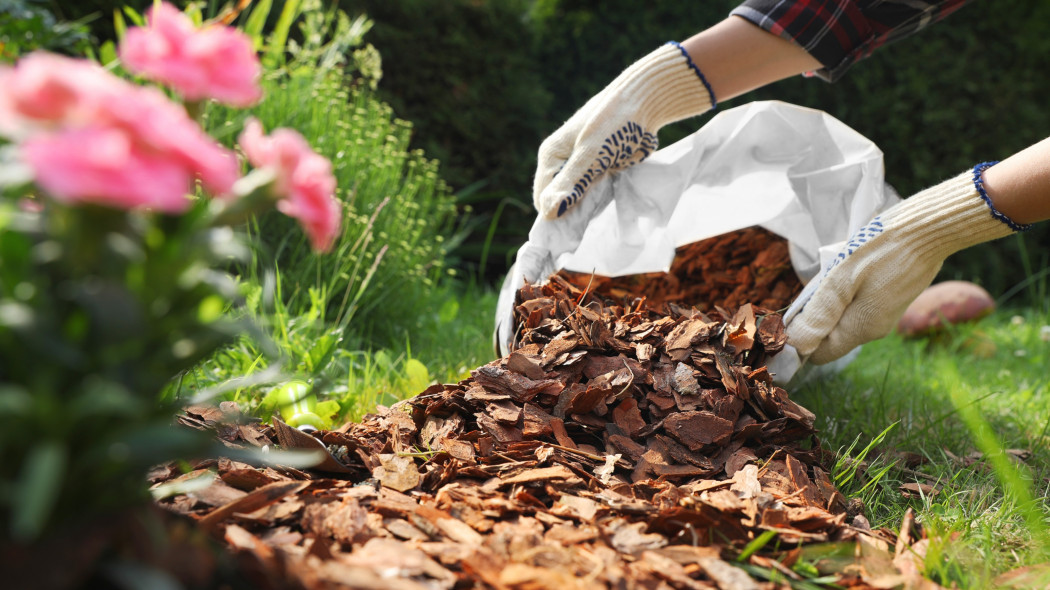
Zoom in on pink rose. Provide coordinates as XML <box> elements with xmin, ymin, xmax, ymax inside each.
<box><xmin>1</xmin><ymin>52</ymin><xmax>241</xmax><ymax>210</ymax></box>
<box><xmin>238</xmin><ymin>118</ymin><xmax>341</xmax><ymax>252</ymax></box>
<box><xmin>119</xmin><ymin>2</ymin><xmax>262</xmax><ymax>107</ymax></box>
<box><xmin>22</xmin><ymin>127</ymin><xmax>196</xmax><ymax>213</ymax></box>
<box><xmin>92</xmin><ymin>83</ymin><xmax>239</xmax><ymax>197</ymax></box>
<box><xmin>0</xmin><ymin>53</ymin><xmax>119</xmax><ymax>138</ymax></box>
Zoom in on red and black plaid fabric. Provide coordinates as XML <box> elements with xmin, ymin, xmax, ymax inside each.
<box><xmin>731</xmin><ymin>0</ymin><xmax>974</xmax><ymax>82</ymax></box>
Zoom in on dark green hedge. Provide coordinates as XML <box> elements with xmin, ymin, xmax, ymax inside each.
<box><xmin>43</xmin><ymin>0</ymin><xmax>1050</xmax><ymax>301</ymax></box>
<box><xmin>339</xmin><ymin>0</ymin><xmax>552</xmax><ymax>278</ymax></box>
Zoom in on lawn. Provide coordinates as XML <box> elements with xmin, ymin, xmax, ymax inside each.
<box><xmin>787</xmin><ymin>304</ymin><xmax>1050</xmax><ymax>586</ymax></box>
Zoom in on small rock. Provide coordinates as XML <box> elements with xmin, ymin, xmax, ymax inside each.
<box><xmin>898</xmin><ymin>281</ymin><xmax>995</xmax><ymax>337</ymax></box>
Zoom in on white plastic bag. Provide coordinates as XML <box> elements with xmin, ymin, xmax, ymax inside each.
<box><xmin>495</xmin><ymin>101</ymin><xmax>899</xmax><ymax>382</ymax></box>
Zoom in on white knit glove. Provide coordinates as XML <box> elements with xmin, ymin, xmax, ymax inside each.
<box><xmin>785</xmin><ymin>163</ymin><xmax>1029</xmax><ymax>365</ymax></box>
<box><xmin>533</xmin><ymin>42</ymin><xmax>715</xmax><ymax>219</ymax></box>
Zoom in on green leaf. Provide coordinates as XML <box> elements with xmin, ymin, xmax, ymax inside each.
<box><xmin>792</xmin><ymin>560</ymin><xmax>821</xmax><ymax>578</ymax></box>
<box><xmin>736</xmin><ymin>529</ymin><xmax>777</xmax><ymax>562</ymax></box>
<box><xmin>315</xmin><ymin>400</ymin><xmax>341</xmax><ymax>427</ymax></box>
<box><xmin>121</xmin><ymin>6</ymin><xmax>145</xmax><ymax>29</ymax></box>
<box><xmin>197</xmin><ymin>295</ymin><xmax>226</xmax><ymax>324</ymax></box>
<box><xmin>373</xmin><ymin>350</ymin><xmax>393</xmax><ymax>370</ymax></box>
<box><xmin>11</xmin><ymin>441</ymin><xmax>66</xmax><ymax>541</ymax></box>
<box><xmin>402</xmin><ymin>358</ymin><xmax>431</xmax><ymax>394</ymax></box>
<box><xmin>184</xmin><ymin>3</ymin><xmax>203</xmax><ymax>28</ymax></box>
<box><xmin>99</xmin><ymin>40</ymin><xmax>118</xmax><ymax>66</ymax></box>
<box><xmin>438</xmin><ymin>297</ymin><xmax>459</xmax><ymax>324</ymax></box>
<box><xmin>265</xmin><ymin>0</ymin><xmax>302</xmax><ymax>67</ymax></box>
<box><xmin>113</xmin><ymin>9</ymin><xmax>127</xmax><ymax>41</ymax></box>
<box><xmin>243</xmin><ymin>0</ymin><xmax>274</xmax><ymax>50</ymax></box>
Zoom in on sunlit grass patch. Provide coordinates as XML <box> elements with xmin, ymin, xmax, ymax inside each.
<box><xmin>791</xmin><ymin>306</ymin><xmax>1050</xmax><ymax>584</ymax></box>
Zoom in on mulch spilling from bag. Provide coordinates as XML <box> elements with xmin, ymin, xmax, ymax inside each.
<box><xmin>154</xmin><ymin>270</ymin><xmax>943</xmax><ymax>589</ymax></box>
<box><xmin>557</xmin><ymin>227</ymin><xmax>802</xmax><ymax>314</ymax></box>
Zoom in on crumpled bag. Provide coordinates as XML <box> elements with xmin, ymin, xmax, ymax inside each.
<box><xmin>495</xmin><ymin>101</ymin><xmax>899</xmax><ymax>383</ymax></box>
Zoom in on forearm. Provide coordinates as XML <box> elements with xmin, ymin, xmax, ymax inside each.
<box><xmin>981</xmin><ymin>136</ymin><xmax>1050</xmax><ymax>225</ymax></box>
<box><xmin>680</xmin><ymin>16</ymin><xmax>821</xmax><ymax>102</ymax></box>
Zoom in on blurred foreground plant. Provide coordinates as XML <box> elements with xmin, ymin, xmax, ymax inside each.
<box><xmin>0</xmin><ymin>2</ymin><xmax>341</xmax><ymax>545</ymax></box>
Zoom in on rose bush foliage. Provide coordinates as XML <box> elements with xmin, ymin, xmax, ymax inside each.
<box><xmin>0</xmin><ymin>2</ymin><xmax>341</xmax><ymax>541</ymax></box>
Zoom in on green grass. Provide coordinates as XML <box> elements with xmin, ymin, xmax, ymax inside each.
<box><xmin>792</xmin><ymin>306</ymin><xmax>1050</xmax><ymax>586</ymax></box>
<box><xmin>178</xmin><ymin>278</ymin><xmax>497</xmax><ymax>424</ymax></box>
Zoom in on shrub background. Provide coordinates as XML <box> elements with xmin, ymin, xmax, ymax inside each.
<box><xmin>338</xmin><ymin>0</ymin><xmax>551</xmax><ymax>278</ymax></box>
<box><xmin>44</xmin><ymin>0</ymin><xmax>1050</xmax><ymax>300</ymax></box>
<box><xmin>354</xmin><ymin>0</ymin><xmax>1050</xmax><ymax>299</ymax></box>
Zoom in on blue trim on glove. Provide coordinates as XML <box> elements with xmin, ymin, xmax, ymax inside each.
<box><xmin>972</xmin><ymin>161</ymin><xmax>1032</xmax><ymax>232</ymax></box>
<box><xmin>667</xmin><ymin>41</ymin><xmax>717</xmax><ymax>109</ymax></box>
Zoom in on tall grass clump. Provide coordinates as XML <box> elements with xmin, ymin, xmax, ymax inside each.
<box><xmin>181</xmin><ymin>1</ymin><xmax>497</xmax><ymax>426</ymax></box>
<box><xmin>205</xmin><ymin>1</ymin><xmax>460</xmax><ymax>350</ymax></box>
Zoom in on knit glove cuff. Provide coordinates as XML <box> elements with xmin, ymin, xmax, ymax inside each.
<box><xmin>879</xmin><ymin>163</ymin><xmax>1029</xmax><ymax>256</ymax></box>
<box><xmin>785</xmin><ymin>164</ymin><xmax>1027</xmax><ymax>365</ymax></box>
<box><xmin>534</xmin><ymin>42</ymin><xmax>715</xmax><ymax>219</ymax></box>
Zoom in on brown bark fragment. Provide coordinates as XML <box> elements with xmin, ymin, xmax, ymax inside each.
<box><xmin>663</xmin><ymin>411</ymin><xmax>734</xmax><ymax>451</ymax></box>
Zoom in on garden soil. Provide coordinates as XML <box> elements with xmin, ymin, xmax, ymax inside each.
<box><xmin>154</xmin><ymin>228</ymin><xmax>946</xmax><ymax>589</ymax></box>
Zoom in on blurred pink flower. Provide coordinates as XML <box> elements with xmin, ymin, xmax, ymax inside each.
<box><xmin>94</xmin><ymin>83</ymin><xmax>240</xmax><ymax>197</ymax></box>
<box><xmin>239</xmin><ymin>118</ymin><xmax>341</xmax><ymax>252</ymax></box>
<box><xmin>23</xmin><ymin>127</ymin><xmax>196</xmax><ymax>213</ymax></box>
<box><xmin>0</xmin><ymin>51</ymin><xmax>241</xmax><ymax>210</ymax></box>
<box><xmin>119</xmin><ymin>2</ymin><xmax>262</xmax><ymax>107</ymax></box>
<box><xmin>0</xmin><ymin>53</ymin><xmax>119</xmax><ymax>138</ymax></box>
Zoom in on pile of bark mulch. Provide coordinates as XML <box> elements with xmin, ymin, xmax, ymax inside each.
<box><xmin>556</xmin><ymin>227</ymin><xmax>802</xmax><ymax>313</ymax></box>
<box><xmin>154</xmin><ymin>271</ymin><xmax>944</xmax><ymax>589</ymax></box>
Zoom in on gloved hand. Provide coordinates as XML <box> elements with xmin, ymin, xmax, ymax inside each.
<box><xmin>785</xmin><ymin>163</ymin><xmax>1029</xmax><ymax>364</ymax></box>
<box><xmin>533</xmin><ymin>41</ymin><xmax>715</xmax><ymax>219</ymax></box>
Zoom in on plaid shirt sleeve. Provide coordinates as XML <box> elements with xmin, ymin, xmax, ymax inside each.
<box><xmin>731</xmin><ymin>0</ymin><xmax>974</xmax><ymax>82</ymax></box>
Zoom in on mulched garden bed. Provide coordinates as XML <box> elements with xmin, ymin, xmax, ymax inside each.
<box><xmin>151</xmin><ymin>229</ymin><xmax>944</xmax><ymax>588</ymax></box>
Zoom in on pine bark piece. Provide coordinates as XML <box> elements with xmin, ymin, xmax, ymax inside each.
<box><xmin>522</xmin><ymin>403</ymin><xmax>555</xmax><ymax>438</ymax></box>
<box><xmin>485</xmin><ymin>400</ymin><xmax>523</xmax><ymax>425</ymax></box>
<box><xmin>505</xmin><ymin>347</ymin><xmax>549</xmax><ymax>380</ymax></box>
<box><xmin>756</xmin><ymin>313</ymin><xmax>787</xmax><ymax>353</ymax></box>
<box><xmin>549</xmin><ymin>418</ymin><xmax>576</xmax><ymax>449</ymax></box>
<box><xmin>608</xmin><ymin>519</ymin><xmax>669</xmax><ymax>554</ymax></box>
<box><xmin>220</xmin><ymin>467</ymin><xmax>278</xmax><ymax>492</ymax></box>
<box><xmin>301</xmin><ymin>497</ymin><xmax>370</xmax><ymax>546</ymax></box>
<box><xmin>611</xmin><ymin>398</ymin><xmax>646</xmax><ymax>438</ymax></box>
<box><xmin>663</xmin><ymin>411</ymin><xmax>734</xmax><ymax>450</ymax></box>
<box><xmin>472</xmin><ymin>363</ymin><xmax>564</xmax><ymax>402</ymax></box>
<box><xmin>500</xmin><ymin>464</ymin><xmax>577</xmax><ymax>485</ymax></box>
<box><xmin>723</xmin><ymin>304</ymin><xmax>757</xmax><ymax>356</ymax></box>
<box><xmin>197</xmin><ymin>480</ymin><xmax>310</xmax><ymax>532</ymax></box>
<box><xmin>672</xmin><ymin>362</ymin><xmax>701</xmax><ymax>397</ymax></box>
<box><xmin>373</xmin><ymin>454</ymin><xmax>422</xmax><ymax>493</ymax></box>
